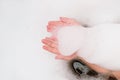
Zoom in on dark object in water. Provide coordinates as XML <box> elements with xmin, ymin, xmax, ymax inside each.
<box><xmin>75</xmin><ymin>68</ymin><xmax>83</xmax><ymax>74</ymax></box>
<box><xmin>87</xmin><ymin>70</ymin><xmax>98</xmax><ymax>76</ymax></box>
<box><xmin>108</xmin><ymin>76</ymin><xmax>117</xmax><ymax>80</ymax></box>
<box><xmin>69</xmin><ymin>59</ymin><xmax>98</xmax><ymax>77</ymax></box>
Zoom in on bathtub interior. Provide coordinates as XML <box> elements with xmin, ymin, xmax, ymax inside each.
<box><xmin>0</xmin><ymin>0</ymin><xmax>117</xmax><ymax>80</ymax></box>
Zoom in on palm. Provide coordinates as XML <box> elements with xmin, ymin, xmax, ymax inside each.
<box><xmin>42</xmin><ymin>17</ymin><xmax>80</xmax><ymax>60</ymax></box>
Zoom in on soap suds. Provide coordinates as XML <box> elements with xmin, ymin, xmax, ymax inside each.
<box><xmin>57</xmin><ymin>23</ymin><xmax>120</xmax><ymax>71</ymax></box>
<box><xmin>57</xmin><ymin>26</ymin><xmax>86</xmax><ymax>56</ymax></box>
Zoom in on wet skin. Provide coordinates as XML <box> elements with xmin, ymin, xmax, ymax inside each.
<box><xmin>41</xmin><ymin>17</ymin><xmax>120</xmax><ymax>79</ymax></box>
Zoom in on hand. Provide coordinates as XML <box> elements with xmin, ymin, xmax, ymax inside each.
<box><xmin>47</xmin><ymin>17</ymin><xmax>80</xmax><ymax>32</ymax></box>
<box><xmin>42</xmin><ymin>17</ymin><xmax>80</xmax><ymax>61</ymax></box>
<box><xmin>42</xmin><ymin>37</ymin><xmax>77</xmax><ymax>61</ymax></box>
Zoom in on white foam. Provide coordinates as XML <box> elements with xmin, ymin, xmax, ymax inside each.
<box><xmin>57</xmin><ymin>23</ymin><xmax>120</xmax><ymax>70</ymax></box>
<box><xmin>57</xmin><ymin>26</ymin><xmax>86</xmax><ymax>56</ymax></box>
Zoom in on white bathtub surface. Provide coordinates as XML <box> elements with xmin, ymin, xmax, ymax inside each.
<box><xmin>1</xmin><ymin>0</ymin><xmax>120</xmax><ymax>80</ymax></box>
<box><xmin>0</xmin><ymin>0</ymin><xmax>84</xmax><ymax>80</ymax></box>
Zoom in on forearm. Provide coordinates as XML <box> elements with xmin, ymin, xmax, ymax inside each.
<box><xmin>74</xmin><ymin>56</ymin><xmax>111</xmax><ymax>74</ymax></box>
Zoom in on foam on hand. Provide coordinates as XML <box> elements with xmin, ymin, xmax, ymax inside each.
<box><xmin>57</xmin><ymin>26</ymin><xmax>86</xmax><ymax>56</ymax></box>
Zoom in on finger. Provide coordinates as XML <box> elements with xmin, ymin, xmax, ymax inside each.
<box><xmin>43</xmin><ymin>45</ymin><xmax>60</xmax><ymax>55</ymax></box>
<box><xmin>42</xmin><ymin>37</ymin><xmax>58</xmax><ymax>44</ymax></box>
<box><xmin>48</xmin><ymin>21</ymin><xmax>62</xmax><ymax>25</ymax></box>
<box><xmin>42</xmin><ymin>39</ymin><xmax>57</xmax><ymax>48</ymax></box>
<box><xmin>46</xmin><ymin>37</ymin><xmax>58</xmax><ymax>44</ymax></box>
<box><xmin>42</xmin><ymin>38</ymin><xmax>54</xmax><ymax>44</ymax></box>
<box><xmin>60</xmin><ymin>17</ymin><xmax>80</xmax><ymax>25</ymax></box>
<box><xmin>48</xmin><ymin>21</ymin><xmax>65</xmax><ymax>27</ymax></box>
<box><xmin>55</xmin><ymin>55</ymin><xmax>71</xmax><ymax>60</ymax></box>
<box><xmin>48</xmin><ymin>21</ymin><xmax>64</xmax><ymax>27</ymax></box>
<box><xmin>47</xmin><ymin>24</ymin><xmax>56</xmax><ymax>32</ymax></box>
<box><xmin>50</xmin><ymin>37</ymin><xmax>58</xmax><ymax>41</ymax></box>
<box><xmin>47</xmin><ymin>21</ymin><xmax>59</xmax><ymax>32</ymax></box>
<box><xmin>41</xmin><ymin>39</ymin><xmax>52</xmax><ymax>46</ymax></box>
<box><xmin>55</xmin><ymin>52</ymin><xmax>77</xmax><ymax>60</ymax></box>
<box><xmin>46</xmin><ymin>37</ymin><xmax>57</xmax><ymax>41</ymax></box>
<box><xmin>48</xmin><ymin>21</ymin><xmax>59</xmax><ymax>25</ymax></box>
<box><xmin>55</xmin><ymin>55</ymin><xmax>64</xmax><ymax>60</ymax></box>
<box><xmin>60</xmin><ymin>17</ymin><xmax>73</xmax><ymax>23</ymax></box>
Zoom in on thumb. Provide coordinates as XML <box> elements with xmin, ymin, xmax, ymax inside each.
<box><xmin>55</xmin><ymin>55</ymin><xmax>64</xmax><ymax>60</ymax></box>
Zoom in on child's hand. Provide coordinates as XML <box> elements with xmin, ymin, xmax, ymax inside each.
<box><xmin>47</xmin><ymin>17</ymin><xmax>80</xmax><ymax>32</ymax></box>
<box><xmin>42</xmin><ymin>37</ymin><xmax>60</xmax><ymax>55</ymax></box>
<box><xmin>42</xmin><ymin>17</ymin><xmax>80</xmax><ymax>60</ymax></box>
<box><xmin>42</xmin><ymin>37</ymin><xmax>77</xmax><ymax>61</ymax></box>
